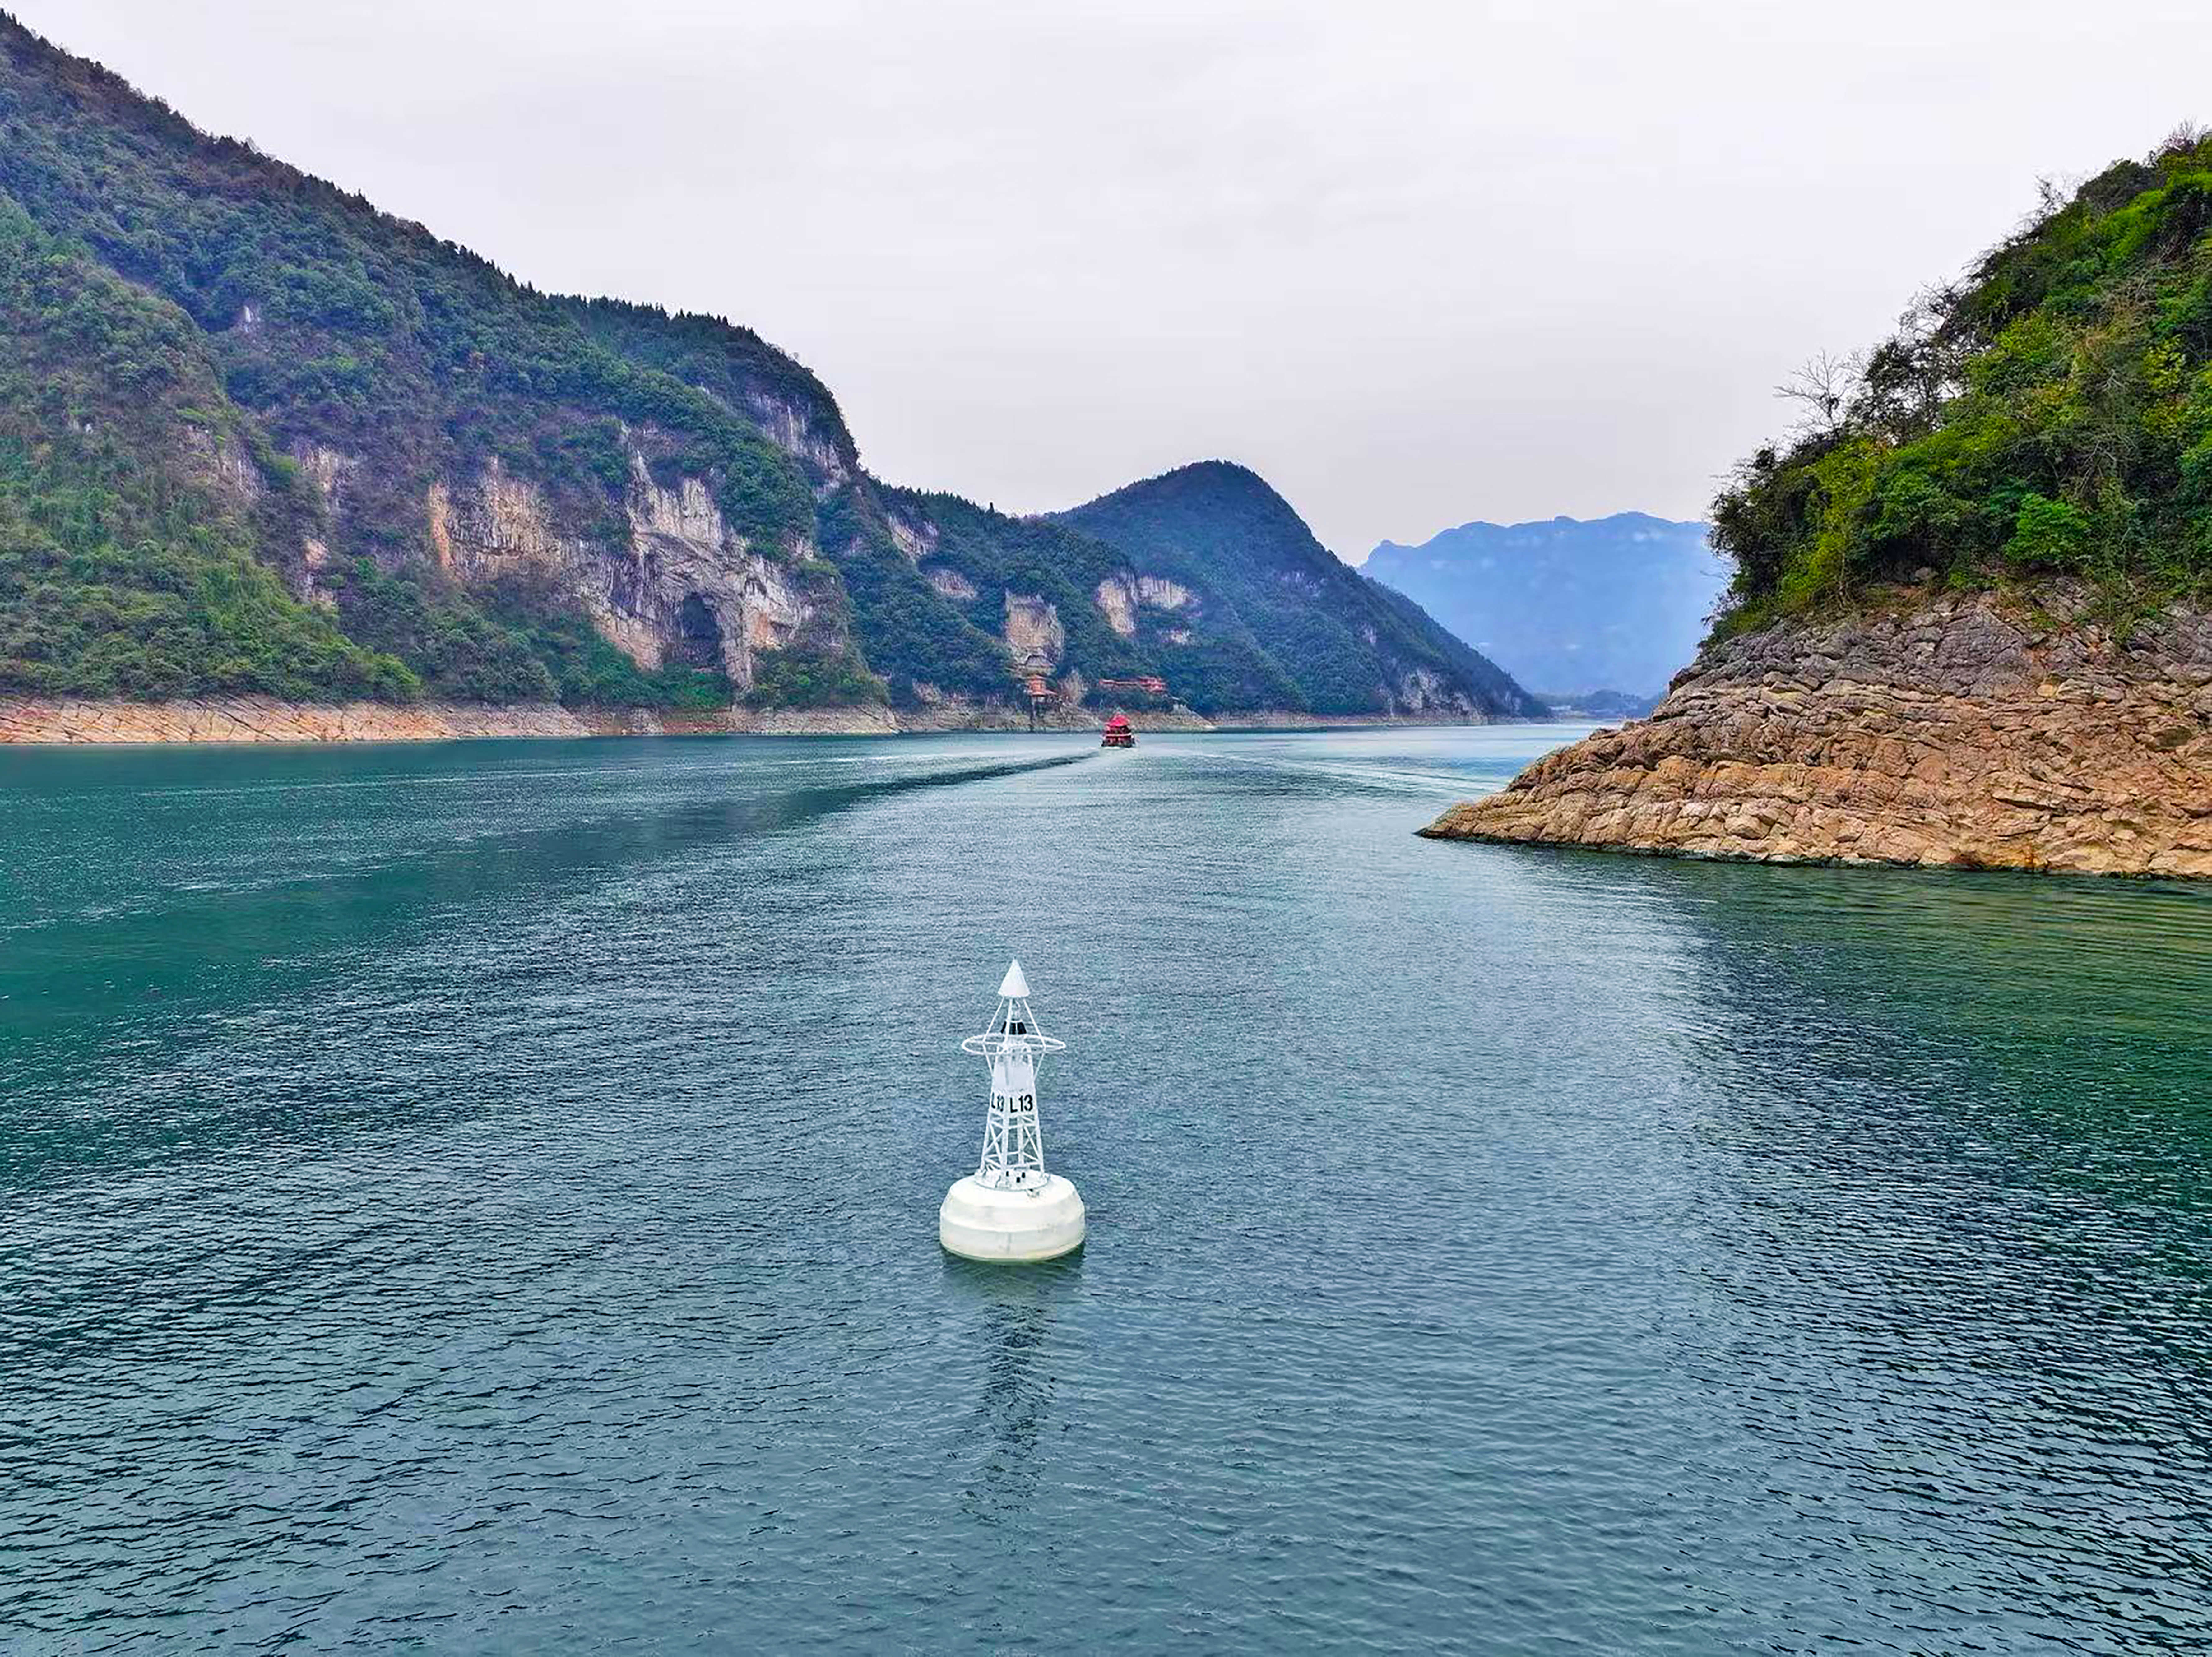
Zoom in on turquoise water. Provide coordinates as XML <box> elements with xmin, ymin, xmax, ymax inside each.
<box><xmin>2</xmin><ymin>725</ymin><xmax>2209</xmax><ymax>1653</ymax></box>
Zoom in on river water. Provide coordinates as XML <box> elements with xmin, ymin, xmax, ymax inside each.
<box><xmin>2</xmin><ymin>725</ymin><xmax>2208</xmax><ymax>1653</ymax></box>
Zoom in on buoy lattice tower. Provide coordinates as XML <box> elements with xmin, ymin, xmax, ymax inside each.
<box><xmin>938</xmin><ymin>960</ymin><xmax>1086</xmax><ymax>1262</ymax></box>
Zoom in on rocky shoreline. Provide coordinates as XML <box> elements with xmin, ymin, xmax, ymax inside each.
<box><xmin>0</xmin><ymin>695</ymin><xmax>1481</xmax><ymax>745</ymax></box>
<box><xmin>0</xmin><ymin>697</ymin><xmax>883</xmax><ymax>745</ymax></box>
<box><xmin>1420</xmin><ymin>588</ymin><xmax>2212</xmax><ymax>879</ymax></box>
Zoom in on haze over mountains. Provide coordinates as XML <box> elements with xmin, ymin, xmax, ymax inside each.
<box><xmin>1364</xmin><ymin>515</ymin><xmax>1727</xmax><ymax>701</ymax></box>
<box><xmin>0</xmin><ymin>15</ymin><xmax>1536</xmax><ymax>728</ymax></box>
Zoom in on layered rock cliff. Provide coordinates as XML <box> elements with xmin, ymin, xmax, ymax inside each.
<box><xmin>1421</xmin><ymin>589</ymin><xmax>2212</xmax><ymax>878</ymax></box>
<box><xmin>422</xmin><ymin>449</ymin><xmax>831</xmax><ymax>691</ymax></box>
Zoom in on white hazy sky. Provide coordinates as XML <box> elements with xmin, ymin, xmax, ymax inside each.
<box><xmin>15</xmin><ymin>0</ymin><xmax>2210</xmax><ymax>558</ymax></box>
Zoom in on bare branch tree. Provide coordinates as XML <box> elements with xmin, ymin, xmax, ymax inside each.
<box><xmin>1774</xmin><ymin>350</ymin><xmax>1863</xmax><ymax>438</ymax></box>
<box><xmin>2151</xmin><ymin>120</ymin><xmax>2207</xmax><ymax>163</ymax></box>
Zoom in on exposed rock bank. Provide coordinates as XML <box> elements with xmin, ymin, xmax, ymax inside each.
<box><xmin>0</xmin><ymin>696</ymin><xmax>1228</xmax><ymax>745</ymax></box>
<box><xmin>0</xmin><ymin>697</ymin><xmax>894</xmax><ymax>744</ymax></box>
<box><xmin>1420</xmin><ymin>589</ymin><xmax>2212</xmax><ymax>879</ymax></box>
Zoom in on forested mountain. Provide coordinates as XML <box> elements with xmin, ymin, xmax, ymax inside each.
<box><xmin>0</xmin><ymin>14</ymin><xmax>1532</xmax><ymax>724</ymax></box>
<box><xmin>1365</xmin><ymin>515</ymin><xmax>1724</xmax><ymax>699</ymax></box>
<box><xmin>1062</xmin><ymin>463</ymin><xmax>1544</xmax><ymax>718</ymax></box>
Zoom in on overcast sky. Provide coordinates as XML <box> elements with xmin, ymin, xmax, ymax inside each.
<box><xmin>16</xmin><ymin>1</ymin><xmax>2210</xmax><ymax>558</ymax></box>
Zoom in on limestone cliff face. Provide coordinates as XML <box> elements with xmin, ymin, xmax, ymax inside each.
<box><xmin>294</xmin><ymin>444</ymin><xmax>360</xmax><ymax>512</ymax></box>
<box><xmin>1</xmin><ymin>21</ymin><xmax>1560</xmax><ymax>725</ymax></box>
<box><xmin>1391</xmin><ymin>667</ymin><xmax>1475</xmax><ymax>716</ymax></box>
<box><xmin>1002</xmin><ymin>592</ymin><xmax>1066</xmax><ymax>667</ymax></box>
<box><xmin>747</xmin><ymin>392</ymin><xmax>851</xmax><ymax>489</ymax></box>
<box><xmin>921</xmin><ymin>563</ymin><xmax>977</xmax><ymax>601</ymax></box>
<box><xmin>1093</xmin><ymin>572</ymin><xmax>1198</xmax><ymax>639</ymax></box>
<box><xmin>885</xmin><ymin>505</ymin><xmax>938</xmax><ymax>564</ymax></box>
<box><xmin>177</xmin><ymin>423</ymin><xmax>262</xmax><ymax>510</ymax></box>
<box><xmin>420</xmin><ymin>451</ymin><xmax>826</xmax><ymax>691</ymax></box>
<box><xmin>1421</xmin><ymin>588</ymin><xmax>2212</xmax><ymax>878</ymax></box>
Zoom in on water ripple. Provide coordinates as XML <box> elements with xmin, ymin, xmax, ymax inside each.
<box><xmin>1</xmin><ymin>728</ymin><xmax>2208</xmax><ymax>1652</ymax></box>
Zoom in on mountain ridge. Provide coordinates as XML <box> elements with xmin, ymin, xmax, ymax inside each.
<box><xmin>1058</xmin><ymin>462</ymin><xmax>1547</xmax><ymax>720</ymax></box>
<box><xmin>1364</xmin><ymin>512</ymin><xmax>1724</xmax><ymax>700</ymax></box>
<box><xmin>1368</xmin><ymin>509</ymin><xmax>1696</xmax><ymax>556</ymax></box>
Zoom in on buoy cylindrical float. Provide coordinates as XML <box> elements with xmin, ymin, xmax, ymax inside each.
<box><xmin>939</xmin><ymin>960</ymin><xmax>1085</xmax><ymax>1263</ymax></box>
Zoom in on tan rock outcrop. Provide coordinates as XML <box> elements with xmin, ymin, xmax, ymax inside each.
<box><xmin>295</xmin><ymin>444</ymin><xmax>361</xmax><ymax>515</ymax></box>
<box><xmin>1421</xmin><ymin>588</ymin><xmax>2212</xmax><ymax>878</ymax></box>
<box><xmin>1093</xmin><ymin>572</ymin><xmax>1199</xmax><ymax>639</ymax></box>
<box><xmin>921</xmin><ymin>563</ymin><xmax>977</xmax><ymax>601</ymax></box>
<box><xmin>1394</xmin><ymin>666</ymin><xmax>1474</xmax><ymax>716</ymax></box>
<box><xmin>747</xmin><ymin>392</ymin><xmax>850</xmax><ymax>486</ymax></box>
<box><xmin>1135</xmin><ymin>573</ymin><xmax>1197</xmax><ymax>611</ymax></box>
<box><xmin>176</xmin><ymin>423</ymin><xmax>261</xmax><ymax>510</ymax></box>
<box><xmin>1003</xmin><ymin>592</ymin><xmax>1065</xmax><ymax>667</ymax></box>
<box><xmin>887</xmin><ymin>507</ymin><xmax>937</xmax><ymax>563</ymax></box>
<box><xmin>425</xmin><ymin>452</ymin><xmax>819</xmax><ymax>690</ymax></box>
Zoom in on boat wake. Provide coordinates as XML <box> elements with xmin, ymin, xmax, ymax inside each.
<box><xmin>1184</xmin><ymin>749</ymin><xmax>1502</xmax><ymax>798</ymax></box>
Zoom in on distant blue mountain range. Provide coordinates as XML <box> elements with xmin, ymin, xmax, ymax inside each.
<box><xmin>1363</xmin><ymin>513</ymin><xmax>1727</xmax><ymax>701</ymax></box>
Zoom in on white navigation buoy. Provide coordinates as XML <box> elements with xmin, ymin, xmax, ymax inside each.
<box><xmin>938</xmin><ymin>959</ymin><xmax>1087</xmax><ymax>1263</ymax></box>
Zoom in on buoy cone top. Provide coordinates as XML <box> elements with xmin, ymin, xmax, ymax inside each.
<box><xmin>998</xmin><ymin>959</ymin><xmax>1030</xmax><ymax>999</ymax></box>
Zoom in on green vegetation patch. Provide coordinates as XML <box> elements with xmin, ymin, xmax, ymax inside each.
<box><xmin>743</xmin><ymin>643</ymin><xmax>887</xmax><ymax>709</ymax></box>
<box><xmin>0</xmin><ymin>19</ymin><xmax>833</xmax><ymax>708</ymax></box>
<box><xmin>0</xmin><ymin>191</ymin><xmax>414</xmax><ymax>701</ymax></box>
<box><xmin>1714</xmin><ymin>130</ymin><xmax>2212</xmax><ymax>636</ymax></box>
<box><xmin>1060</xmin><ymin>462</ymin><xmax>1540</xmax><ymax>717</ymax></box>
<box><xmin>809</xmin><ymin>487</ymin><xmax>1011</xmax><ymax>706</ymax></box>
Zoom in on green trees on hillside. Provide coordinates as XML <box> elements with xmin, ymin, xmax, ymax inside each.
<box><xmin>0</xmin><ymin>15</ymin><xmax>1530</xmax><ymax>720</ymax></box>
<box><xmin>0</xmin><ymin>194</ymin><xmax>415</xmax><ymax>700</ymax></box>
<box><xmin>0</xmin><ymin>523</ymin><xmax>419</xmax><ymax>701</ymax></box>
<box><xmin>806</xmin><ymin>489</ymin><xmax>1011</xmax><ymax>702</ymax></box>
<box><xmin>894</xmin><ymin>490</ymin><xmax>1153</xmax><ymax>685</ymax></box>
<box><xmin>1061</xmin><ymin>462</ymin><xmax>1541</xmax><ymax>717</ymax></box>
<box><xmin>0</xmin><ymin>14</ymin><xmax>828</xmax><ymax>706</ymax></box>
<box><xmin>1713</xmin><ymin>129</ymin><xmax>2212</xmax><ymax>633</ymax></box>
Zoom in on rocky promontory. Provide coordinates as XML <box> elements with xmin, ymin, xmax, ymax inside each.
<box><xmin>1421</xmin><ymin>589</ymin><xmax>2212</xmax><ymax>878</ymax></box>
